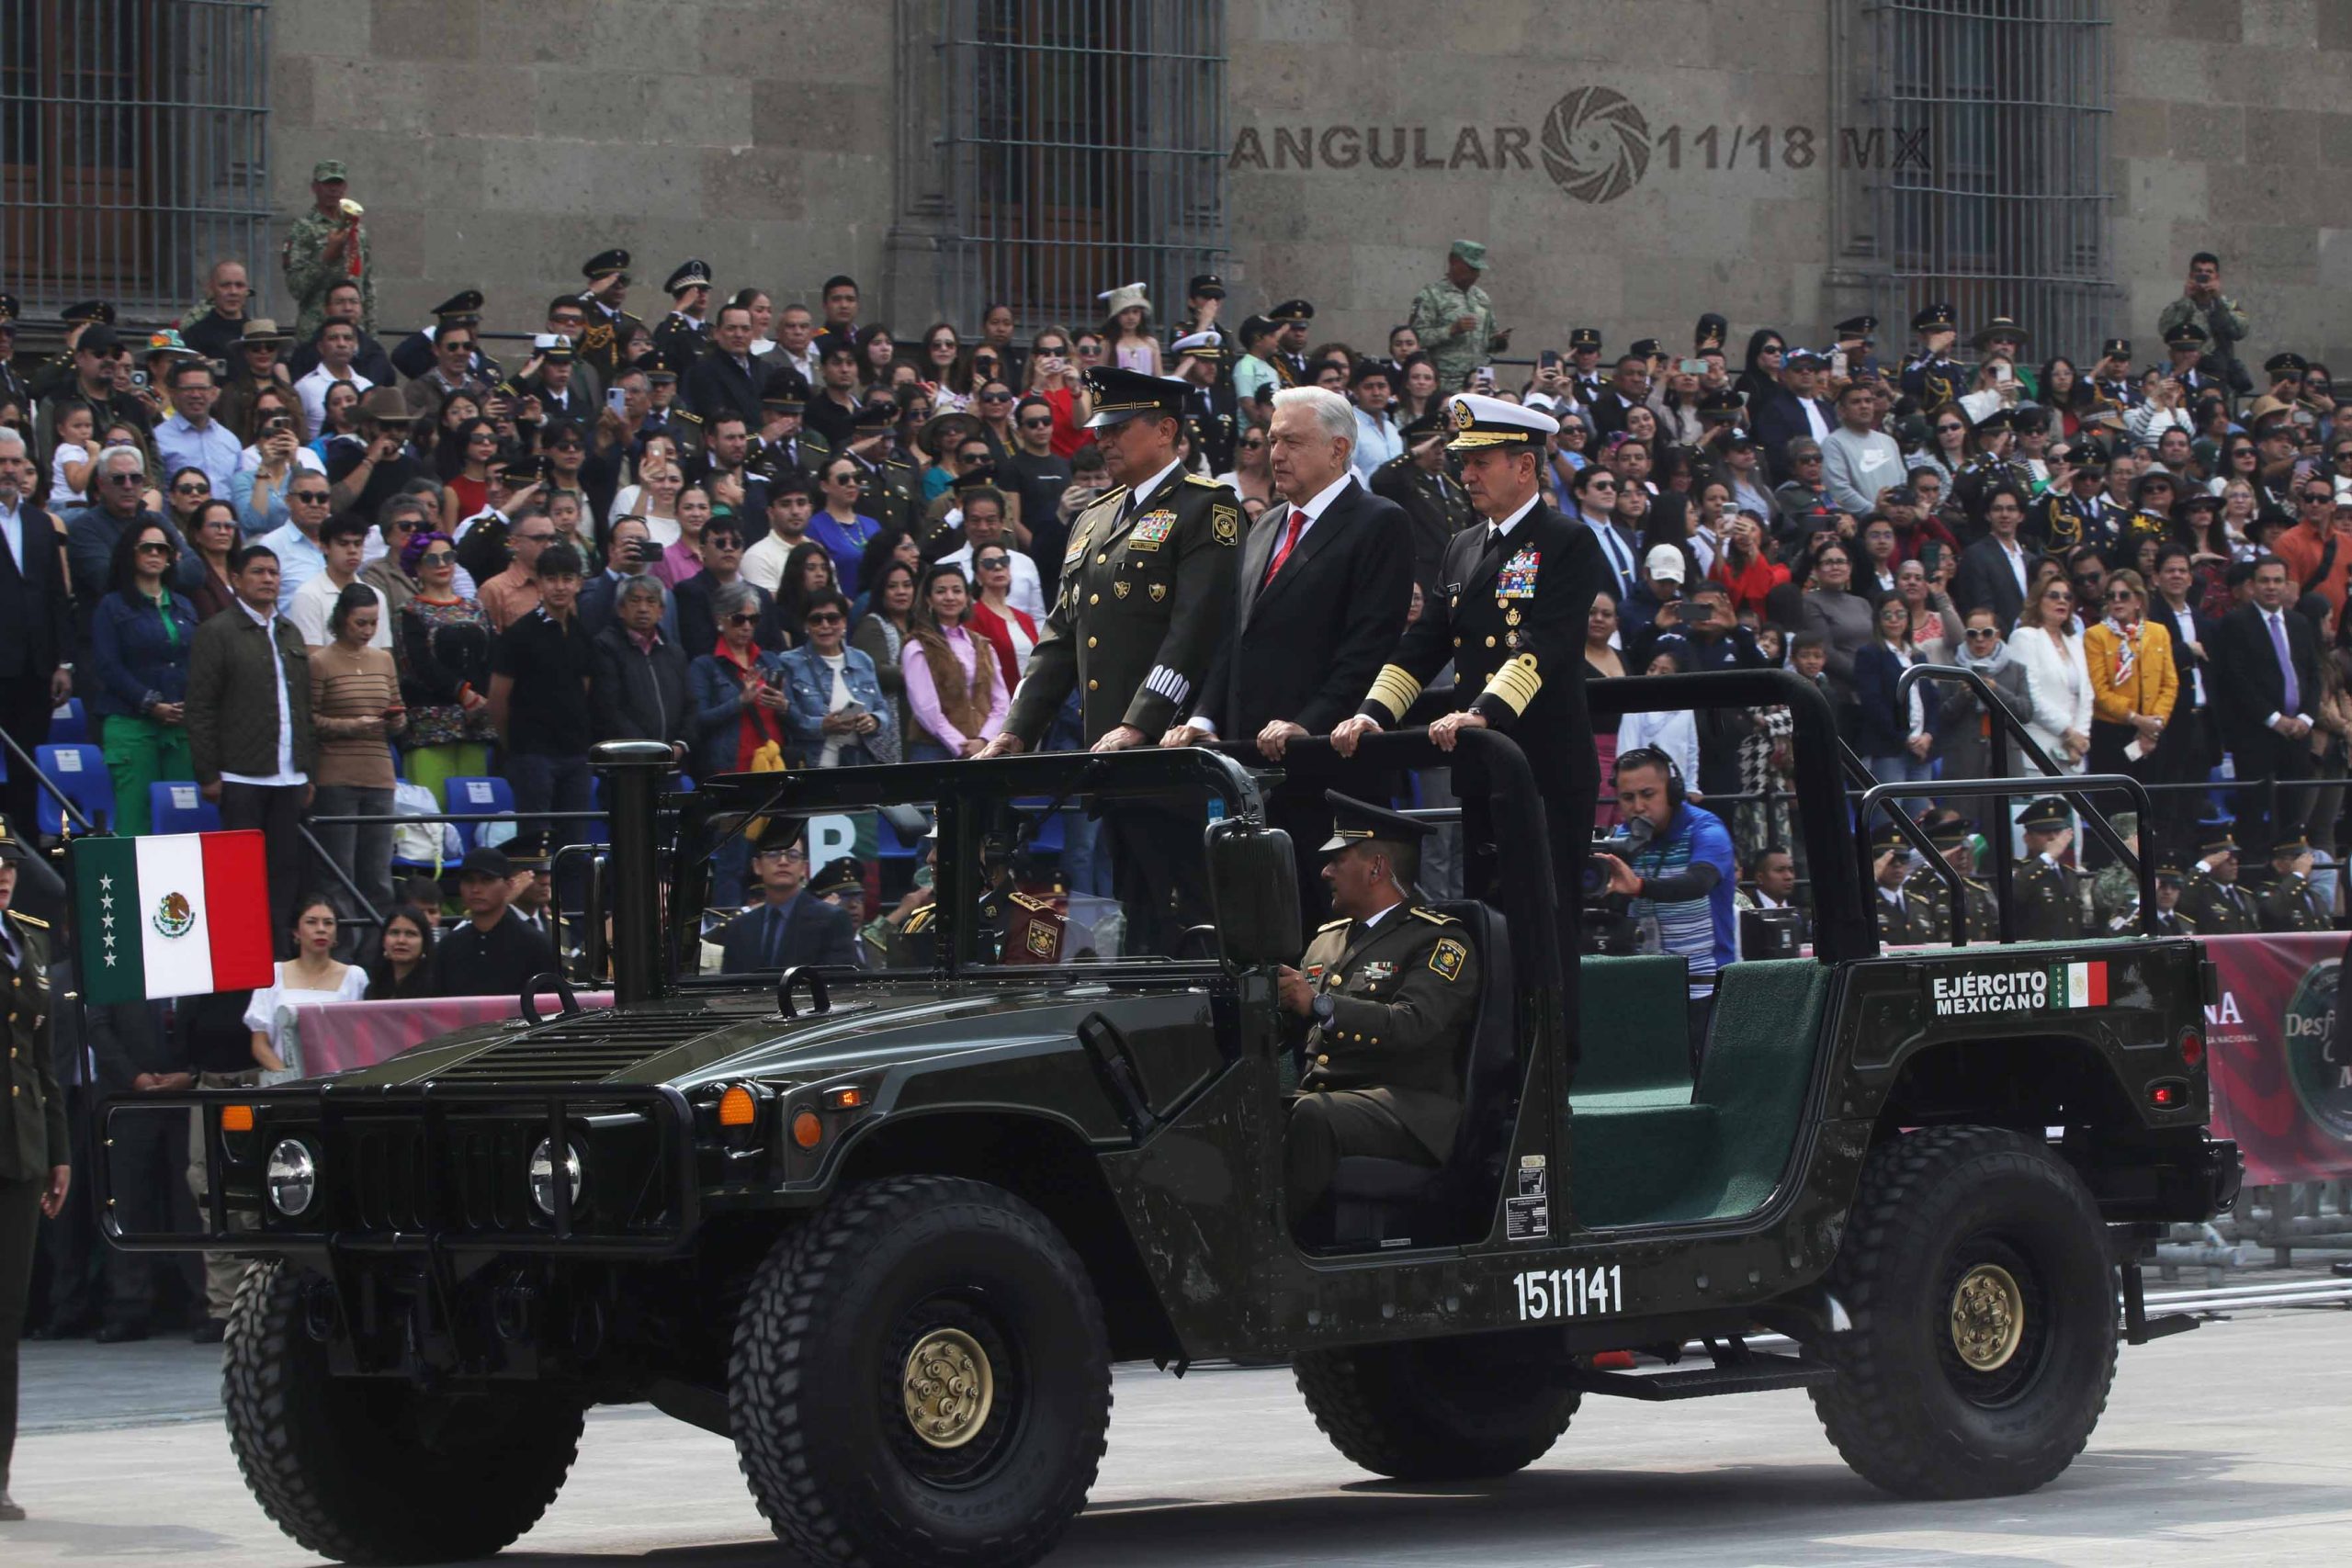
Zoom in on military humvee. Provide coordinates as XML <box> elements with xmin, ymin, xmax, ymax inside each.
<box><xmin>100</xmin><ymin>669</ymin><xmax>2238</xmax><ymax>1568</ymax></box>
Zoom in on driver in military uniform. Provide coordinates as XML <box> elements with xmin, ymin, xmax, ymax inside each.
<box><xmin>2179</xmin><ymin>823</ymin><xmax>2258</xmax><ymax>933</ymax></box>
<box><xmin>2258</xmin><ymin>834</ymin><xmax>2331</xmax><ymax>931</ymax></box>
<box><xmin>1</xmin><ymin>820</ymin><xmax>69</xmax><ymax>1523</ymax></box>
<box><xmin>2011</xmin><ymin>796</ymin><xmax>2084</xmax><ymax>941</ymax></box>
<box><xmin>979</xmin><ymin>366</ymin><xmax>1241</xmax><ymax>956</ymax></box>
<box><xmin>1900</xmin><ymin>301</ymin><xmax>1962</xmax><ymax>407</ymax></box>
<box><xmin>1278</xmin><ymin>794</ymin><xmax>1477</xmax><ymax>1228</ymax></box>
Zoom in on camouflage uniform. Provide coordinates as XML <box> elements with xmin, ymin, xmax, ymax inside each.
<box><xmin>1407</xmin><ymin>278</ymin><xmax>1503</xmax><ymax>393</ymax></box>
<box><xmin>281</xmin><ymin>208</ymin><xmax>373</xmax><ymax>341</ymax></box>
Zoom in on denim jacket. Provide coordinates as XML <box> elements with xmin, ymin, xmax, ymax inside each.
<box><xmin>776</xmin><ymin>643</ymin><xmax>893</xmax><ymax>767</ymax></box>
<box><xmin>88</xmin><ymin>588</ymin><xmax>199</xmax><ymax>718</ymax></box>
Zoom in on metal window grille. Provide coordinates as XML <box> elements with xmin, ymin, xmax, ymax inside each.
<box><xmin>0</xmin><ymin>0</ymin><xmax>271</xmax><ymax>332</ymax></box>
<box><xmin>1834</xmin><ymin>0</ymin><xmax>2116</xmax><ymax>362</ymax></box>
<box><xmin>916</xmin><ymin>0</ymin><xmax>1228</xmax><ymax>338</ymax></box>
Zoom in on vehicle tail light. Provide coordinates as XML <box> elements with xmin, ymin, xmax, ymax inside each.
<box><xmin>2180</xmin><ymin>1029</ymin><xmax>2204</xmax><ymax>1068</ymax></box>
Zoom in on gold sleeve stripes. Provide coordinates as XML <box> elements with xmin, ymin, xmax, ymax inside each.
<box><xmin>1480</xmin><ymin>653</ymin><xmax>1543</xmax><ymax>716</ymax></box>
<box><xmin>1364</xmin><ymin>664</ymin><xmax>1423</xmax><ymax>721</ymax></box>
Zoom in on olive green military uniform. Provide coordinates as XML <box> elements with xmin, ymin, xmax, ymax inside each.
<box><xmin>1406</xmin><ymin>277</ymin><xmax>1504</xmax><ymax>392</ymax></box>
<box><xmin>281</xmin><ymin>208</ymin><xmax>373</xmax><ymax>342</ymax></box>
<box><xmin>1905</xmin><ymin>867</ymin><xmax>2000</xmax><ymax>945</ymax></box>
<box><xmin>1286</xmin><ymin>905</ymin><xmax>1478</xmax><ymax>1217</ymax></box>
<box><xmin>1872</xmin><ymin>885</ymin><xmax>1932</xmax><ymax>945</ymax></box>
<box><xmin>2179</xmin><ymin>869</ymin><xmax>2257</xmax><ymax>934</ymax></box>
<box><xmin>2011</xmin><ymin>854</ymin><xmax>2083</xmax><ymax>941</ymax></box>
<box><xmin>3</xmin><ymin>906</ymin><xmax>66</xmax><ymax>1501</ymax></box>
<box><xmin>1370</xmin><ymin>448</ymin><xmax>1476</xmax><ymax>593</ymax></box>
<box><xmin>2258</xmin><ymin>872</ymin><xmax>2331</xmax><ymax>932</ymax></box>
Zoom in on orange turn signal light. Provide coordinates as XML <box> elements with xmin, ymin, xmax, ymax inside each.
<box><xmin>220</xmin><ymin>1104</ymin><xmax>255</xmax><ymax>1134</ymax></box>
<box><xmin>718</xmin><ymin>1086</ymin><xmax>758</xmax><ymax>1127</ymax></box>
<box><xmin>823</xmin><ymin>1086</ymin><xmax>865</xmax><ymax>1111</ymax></box>
<box><xmin>791</xmin><ymin>1110</ymin><xmax>824</xmax><ymax>1150</ymax></box>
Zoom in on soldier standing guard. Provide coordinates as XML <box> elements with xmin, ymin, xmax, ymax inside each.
<box><xmin>2011</xmin><ymin>796</ymin><xmax>2085</xmax><ymax>941</ymax></box>
<box><xmin>2178</xmin><ymin>822</ymin><xmax>2258</xmax><ymax>934</ymax></box>
<box><xmin>0</xmin><ymin>821</ymin><xmax>69</xmax><ymax>1524</ymax></box>
<box><xmin>281</xmin><ymin>159</ymin><xmax>371</xmax><ymax>342</ymax></box>
<box><xmin>980</xmin><ymin>367</ymin><xmax>1240</xmax><ymax>955</ymax></box>
<box><xmin>2258</xmin><ymin>834</ymin><xmax>2332</xmax><ymax>931</ymax></box>
<box><xmin>1407</xmin><ymin>240</ymin><xmax>1513</xmax><ymax>394</ymax></box>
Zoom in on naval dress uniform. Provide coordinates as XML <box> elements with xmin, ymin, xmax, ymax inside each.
<box><xmin>999</xmin><ymin>367</ymin><xmax>1239</xmax><ymax>955</ymax></box>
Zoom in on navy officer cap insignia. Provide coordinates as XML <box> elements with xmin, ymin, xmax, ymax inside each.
<box><xmin>1444</xmin><ymin>391</ymin><xmax>1558</xmax><ymax>451</ymax></box>
<box><xmin>1170</xmin><ymin>329</ymin><xmax>1225</xmax><ymax>360</ymax></box>
<box><xmin>1318</xmin><ymin>791</ymin><xmax>1435</xmax><ymax>853</ymax></box>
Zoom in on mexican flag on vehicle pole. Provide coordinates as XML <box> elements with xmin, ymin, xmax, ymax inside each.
<box><xmin>73</xmin><ymin>832</ymin><xmax>276</xmax><ymax>1003</ymax></box>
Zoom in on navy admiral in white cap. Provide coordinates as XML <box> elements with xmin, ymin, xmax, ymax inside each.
<box><xmin>1333</xmin><ymin>392</ymin><xmax>1611</xmax><ymax>944</ymax></box>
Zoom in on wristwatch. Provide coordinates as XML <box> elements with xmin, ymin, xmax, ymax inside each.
<box><xmin>1310</xmin><ymin>993</ymin><xmax>1337</xmax><ymax>1027</ymax></box>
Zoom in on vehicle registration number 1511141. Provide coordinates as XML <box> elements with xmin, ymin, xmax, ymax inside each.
<box><xmin>1515</xmin><ymin>1264</ymin><xmax>1622</xmax><ymax>1320</ymax></box>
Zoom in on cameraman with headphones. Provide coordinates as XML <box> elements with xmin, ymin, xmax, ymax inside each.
<box><xmin>1589</xmin><ymin>746</ymin><xmax>1738</xmax><ymax>1071</ymax></box>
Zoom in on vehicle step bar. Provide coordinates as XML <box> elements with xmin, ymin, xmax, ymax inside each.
<box><xmin>1569</xmin><ymin>1349</ymin><xmax>1834</xmax><ymax>1401</ymax></box>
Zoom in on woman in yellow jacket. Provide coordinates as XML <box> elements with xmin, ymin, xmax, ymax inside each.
<box><xmin>2083</xmin><ymin>568</ymin><xmax>2178</xmax><ymax>782</ymax></box>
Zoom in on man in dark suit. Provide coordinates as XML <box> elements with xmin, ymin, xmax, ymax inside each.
<box><xmin>1747</xmin><ymin>348</ymin><xmax>1837</xmax><ymax>484</ymax></box>
<box><xmin>682</xmin><ymin>300</ymin><xmax>763</xmax><ymax>431</ymax></box>
<box><xmin>1582</xmin><ymin>354</ymin><xmax>1650</xmax><ymax>440</ymax></box>
<box><xmin>0</xmin><ymin>432</ymin><xmax>71</xmax><ymax>839</ymax></box>
<box><xmin>1332</xmin><ymin>393</ymin><xmax>1611</xmax><ymax>946</ymax></box>
<box><xmin>1951</xmin><ymin>484</ymin><xmax>2040</xmax><ymax>633</ymax></box>
<box><xmin>719</xmin><ymin>827</ymin><xmax>859</xmax><ymax>974</ymax></box>
<box><xmin>2212</xmin><ymin>555</ymin><xmax>2320</xmax><ymax>863</ymax></box>
<box><xmin>1163</xmin><ymin>385</ymin><xmax>1414</xmax><ymax>923</ymax></box>
<box><xmin>2148</xmin><ymin>544</ymin><xmax>2222</xmax><ymax>863</ymax></box>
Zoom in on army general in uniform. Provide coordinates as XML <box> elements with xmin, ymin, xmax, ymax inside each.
<box><xmin>0</xmin><ymin>822</ymin><xmax>69</xmax><ymax>1523</ymax></box>
<box><xmin>981</xmin><ymin>367</ymin><xmax>1240</xmax><ymax>954</ymax></box>
<box><xmin>2011</xmin><ymin>796</ymin><xmax>2084</xmax><ymax>941</ymax></box>
<box><xmin>1278</xmin><ymin>795</ymin><xmax>1476</xmax><ymax>1227</ymax></box>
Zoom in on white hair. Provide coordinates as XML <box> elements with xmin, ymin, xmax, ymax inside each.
<box><xmin>1272</xmin><ymin>385</ymin><xmax>1356</xmax><ymax>449</ymax></box>
<box><xmin>0</xmin><ymin>428</ymin><xmax>25</xmax><ymax>459</ymax></box>
<box><xmin>96</xmin><ymin>444</ymin><xmax>146</xmax><ymax>476</ymax></box>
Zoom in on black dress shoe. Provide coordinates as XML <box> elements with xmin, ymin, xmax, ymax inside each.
<box><xmin>190</xmin><ymin>1317</ymin><xmax>228</xmax><ymax>1345</ymax></box>
<box><xmin>27</xmin><ymin>1316</ymin><xmax>96</xmax><ymax>1341</ymax></box>
<box><xmin>95</xmin><ymin>1320</ymin><xmax>152</xmax><ymax>1344</ymax></box>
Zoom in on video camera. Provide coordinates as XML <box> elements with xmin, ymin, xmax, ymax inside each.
<box><xmin>1579</xmin><ymin>818</ymin><xmax>1654</xmax><ymax>955</ymax></box>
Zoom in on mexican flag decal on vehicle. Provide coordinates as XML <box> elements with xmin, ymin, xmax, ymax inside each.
<box><xmin>74</xmin><ymin>831</ymin><xmax>276</xmax><ymax>1004</ymax></box>
<box><xmin>2055</xmin><ymin>960</ymin><xmax>2109</xmax><ymax>1010</ymax></box>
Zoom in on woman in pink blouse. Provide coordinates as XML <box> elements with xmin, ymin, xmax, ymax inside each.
<box><xmin>900</xmin><ymin>564</ymin><xmax>1007</xmax><ymax>760</ymax></box>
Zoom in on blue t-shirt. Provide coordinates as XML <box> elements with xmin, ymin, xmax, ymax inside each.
<box><xmin>1627</xmin><ymin>802</ymin><xmax>1738</xmax><ymax>993</ymax></box>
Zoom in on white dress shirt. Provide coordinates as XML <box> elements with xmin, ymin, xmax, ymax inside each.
<box><xmin>294</xmin><ymin>364</ymin><xmax>374</xmax><ymax>436</ymax></box>
<box><xmin>219</xmin><ymin>598</ymin><xmax>307</xmax><ymax>788</ymax></box>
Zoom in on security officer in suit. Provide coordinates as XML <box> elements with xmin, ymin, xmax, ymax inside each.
<box><xmin>1</xmin><ymin>819</ymin><xmax>69</xmax><ymax>1522</ymax></box>
<box><xmin>1907</xmin><ymin>813</ymin><xmax>1999</xmax><ymax>945</ymax></box>
<box><xmin>2258</xmin><ymin>834</ymin><xmax>2332</xmax><ymax>931</ymax></box>
<box><xmin>576</xmin><ymin>250</ymin><xmax>644</xmax><ymax>385</ymax></box>
<box><xmin>1267</xmin><ymin>299</ymin><xmax>1315</xmax><ymax>387</ymax></box>
<box><xmin>1371</xmin><ymin>406</ymin><xmax>1477</xmax><ymax>595</ymax></box>
<box><xmin>389</xmin><ymin>289</ymin><xmax>496</xmax><ymax>383</ymax></box>
<box><xmin>651</xmin><ymin>259</ymin><xmax>714</xmax><ymax>367</ymax></box>
<box><xmin>1277</xmin><ymin>794</ymin><xmax>1476</xmax><ymax>1229</ymax></box>
<box><xmin>2011</xmin><ymin>796</ymin><xmax>2085</xmax><ymax>941</ymax></box>
<box><xmin>2179</xmin><ymin>823</ymin><xmax>2258</xmax><ymax>934</ymax></box>
<box><xmin>1332</xmin><ymin>393</ymin><xmax>1611</xmax><ymax>928</ymax></box>
<box><xmin>1900</xmin><ymin>300</ymin><xmax>1962</xmax><ymax>406</ymax></box>
<box><xmin>979</xmin><ymin>367</ymin><xmax>1241</xmax><ymax>954</ymax></box>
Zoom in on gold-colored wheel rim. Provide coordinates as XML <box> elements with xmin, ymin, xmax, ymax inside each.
<box><xmin>1950</xmin><ymin>1262</ymin><xmax>2026</xmax><ymax>1371</ymax></box>
<box><xmin>901</xmin><ymin>1327</ymin><xmax>995</xmax><ymax>1450</ymax></box>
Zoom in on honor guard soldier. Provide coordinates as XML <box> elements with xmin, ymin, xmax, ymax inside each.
<box><xmin>2258</xmin><ymin>834</ymin><xmax>2332</xmax><ymax>931</ymax></box>
<box><xmin>1370</xmin><ymin>405</ymin><xmax>1477</xmax><ymax>595</ymax></box>
<box><xmin>980</xmin><ymin>366</ymin><xmax>1241</xmax><ymax>955</ymax></box>
<box><xmin>1331</xmin><ymin>393</ymin><xmax>1611</xmax><ymax>919</ymax></box>
<box><xmin>1277</xmin><ymin>793</ymin><xmax>1477</xmax><ymax>1229</ymax></box>
<box><xmin>1906</xmin><ymin>813</ymin><xmax>2000</xmax><ymax>945</ymax></box>
<box><xmin>1170</xmin><ymin>330</ymin><xmax>1237</xmax><ymax>476</ymax></box>
<box><xmin>1268</xmin><ymin>299</ymin><xmax>1315</xmax><ymax>387</ymax></box>
<box><xmin>2161</xmin><ymin>318</ymin><xmax>2222</xmax><ymax>401</ymax></box>
<box><xmin>1170</xmin><ymin>273</ymin><xmax>1230</xmax><ymax>355</ymax></box>
<box><xmin>2090</xmin><ymin>338</ymin><xmax>2139</xmax><ymax>408</ymax></box>
<box><xmin>2</xmin><ymin>819</ymin><xmax>71</xmax><ymax>1524</ymax></box>
<box><xmin>390</xmin><ymin>289</ymin><xmax>492</xmax><ymax>383</ymax></box>
<box><xmin>1834</xmin><ymin>315</ymin><xmax>1881</xmax><ymax>381</ymax></box>
<box><xmin>1900</xmin><ymin>301</ymin><xmax>1962</xmax><ymax>406</ymax></box>
<box><xmin>2178</xmin><ymin>822</ymin><xmax>2258</xmax><ymax>934</ymax></box>
<box><xmin>2011</xmin><ymin>796</ymin><xmax>2085</xmax><ymax>941</ymax></box>
<box><xmin>1566</xmin><ymin>326</ymin><xmax>1606</xmax><ymax>407</ymax></box>
<box><xmin>1870</xmin><ymin>822</ymin><xmax>1932</xmax><ymax>945</ymax></box>
<box><xmin>651</xmin><ymin>259</ymin><xmax>714</xmax><ymax>367</ymax></box>
<box><xmin>576</xmin><ymin>250</ymin><xmax>644</xmax><ymax>384</ymax></box>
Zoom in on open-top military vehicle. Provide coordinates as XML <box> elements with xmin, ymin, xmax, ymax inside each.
<box><xmin>101</xmin><ymin>668</ymin><xmax>2239</xmax><ymax>1568</ymax></box>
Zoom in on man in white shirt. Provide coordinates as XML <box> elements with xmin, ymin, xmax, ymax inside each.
<box><xmin>1348</xmin><ymin>361</ymin><xmax>1402</xmax><ymax>481</ymax></box>
<box><xmin>257</xmin><ymin>471</ymin><xmax>334</xmax><ymax>610</ymax></box>
<box><xmin>937</xmin><ymin>486</ymin><xmax>1046</xmax><ymax>620</ymax></box>
<box><xmin>741</xmin><ymin>474</ymin><xmax>816</xmax><ymax>593</ymax></box>
<box><xmin>151</xmin><ymin>360</ymin><xmax>243</xmax><ymax>491</ymax></box>
<box><xmin>1819</xmin><ymin>380</ymin><xmax>1905</xmax><ymax>516</ymax></box>
<box><xmin>293</xmin><ymin>320</ymin><xmax>374</xmax><ymax>435</ymax></box>
<box><xmin>286</xmin><ymin>511</ymin><xmax>391</xmax><ymax>648</ymax></box>
<box><xmin>759</xmin><ymin>302</ymin><xmax>821</xmax><ymax>386</ymax></box>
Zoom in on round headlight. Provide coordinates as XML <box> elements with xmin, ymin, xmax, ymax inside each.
<box><xmin>266</xmin><ymin>1138</ymin><xmax>318</xmax><ymax>1218</ymax></box>
<box><xmin>529</xmin><ymin>1136</ymin><xmax>584</xmax><ymax>1217</ymax></box>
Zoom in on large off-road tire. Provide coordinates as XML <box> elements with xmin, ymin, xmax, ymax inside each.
<box><xmin>729</xmin><ymin>1175</ymin><xmax>1112</xmax><ymax>1568</ymax></box>
<box><xmin>1811</xmin><ymin>1124</ymin><xmax>2118</xmax><ymax>1499</ymax></box>
<box><xmin>222</xmin><ymin>1259</ymin><xmax>585</xmax><ymax>1563</ymax></box>
<box><xmin>1294</xmin><ymin>1330</ymin><xmax>1581</xmax><ymax>1481</ymax></box>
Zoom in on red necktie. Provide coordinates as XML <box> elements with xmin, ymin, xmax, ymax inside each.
<box><xmin>1263</xmin><ymin>508</ymin><xmax>1307</xmax><ymax>586</ymax></box>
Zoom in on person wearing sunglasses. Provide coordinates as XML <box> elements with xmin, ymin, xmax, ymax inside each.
<box><xmin>777</xmin><ymin>588</ymin><xmax>891</xmax><ymax>769</ymax></box>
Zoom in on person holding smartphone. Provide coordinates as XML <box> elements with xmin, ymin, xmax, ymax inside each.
<box><xmin>1406</xmin><ymin>239</ymin><xmax>1510</xmax><ymax>392</ymax></box>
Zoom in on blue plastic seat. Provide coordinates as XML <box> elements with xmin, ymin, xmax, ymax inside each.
<box><xmin>149</xmin><ymin>781</ymin><xmax>222</xmax><ymax>835</ymax></box>
<box><xmin>48</xmin><ymin>698</ymin><xmax>88</xmax><ymax>747</ymax></box>
<box><xmin>440</xmin><ymin>774</ymin><xmax>515</xmax><ymax>849</ymax></box>
<box><xmin>34</xmin><ymin>743</ymin><xmax>114</xmax><ymax>835</ymax></box>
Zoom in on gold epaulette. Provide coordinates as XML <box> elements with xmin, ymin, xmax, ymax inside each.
<box><xmin>1182</xmin><ymin>472</ymin><xmax>1226</xmax><ymax>488</ymax></box>
<box><xmin>1009</xmin><ymin>891</ymin><xmax>1053</xmax><ymax>913</ymax></box>
<box><xmin>6</xmin><ymin>909</ymin><xmax>49</xmax><ymax>930</ymax></box>
<box><xmin>1408</xmin><ymin>907</ymin><xmax>1459</xmax><ymax>926</ymax></box>
<box><xmin>902</xmin><ymin>906</ymin><xmax>937</xmax><ymax>934</ymax></box>
<box><xmin>1085</xmin><ymin>485</ymin><xmax>1128</xmax><ymax>510</ymax></box>
<box><xmin>1316</xmin><ymin>917</ymin><xmax>1351</xmax><ymax>932</ymax></box>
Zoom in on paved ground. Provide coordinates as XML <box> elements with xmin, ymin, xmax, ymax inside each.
<box><xmin>6</xmin><ymin>1306</ymin><xmax>2348</xmax><ymax>1566</ymax></box>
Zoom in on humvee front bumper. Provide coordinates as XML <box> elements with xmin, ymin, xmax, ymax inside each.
<box><xmin>97</xmin><ymin>1082</ymin><xmax>704</xmax><ymax>1262</ymax></box>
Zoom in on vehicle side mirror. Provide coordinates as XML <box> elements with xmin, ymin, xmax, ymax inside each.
<box><xmin>1206</xmin><ymin>820</ymin><xmax>1301</xmax><ymax>968</ymax></box>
